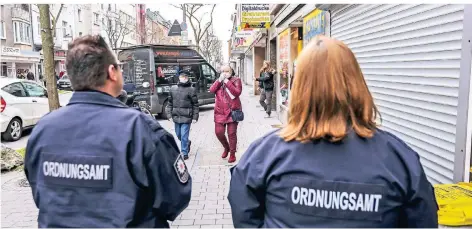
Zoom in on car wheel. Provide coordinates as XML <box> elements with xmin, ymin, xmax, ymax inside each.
<box><xmin>160</xmin><ymin>101</ymin><xmax>170</xmax><ymax>120</ymax></box>
<box><xmin>2</xmin><ymin>118</ymin><xmax>22</xmax><ymax>142</ymax></box>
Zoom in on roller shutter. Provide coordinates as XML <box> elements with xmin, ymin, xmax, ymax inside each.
<box><xmin>330</xmin><ymin>4</ymin><xmax>465</xmax><ymax>184</ymax></box>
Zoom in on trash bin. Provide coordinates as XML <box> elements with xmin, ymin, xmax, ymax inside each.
<box><xmin>435</xmin><ymin>183</ymin><xmax>472</xmax><ymax>227</ymax></box>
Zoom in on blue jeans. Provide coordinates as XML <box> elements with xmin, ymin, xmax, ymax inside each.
<box><xmin>174</xmin><ymin>123</ymin><xmax>191</xmax><ymax>156</ymax></box>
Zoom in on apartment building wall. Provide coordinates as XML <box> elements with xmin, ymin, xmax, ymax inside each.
<box><xmin>1</xmin><ymin>4</ymin><xmax>41</xmax><ymax>78</ymax></box>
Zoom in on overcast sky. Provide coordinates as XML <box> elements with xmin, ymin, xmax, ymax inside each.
<box><xmin>148</xmin><ymin>3</ymin><xmax>235</xmax><ymax>63</ymax></box>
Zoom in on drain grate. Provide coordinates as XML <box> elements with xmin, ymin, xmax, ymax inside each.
<box><xmin>18</xmin><ymin>178</ymin><xmax>30</xmax><ymax>187</ymax></box>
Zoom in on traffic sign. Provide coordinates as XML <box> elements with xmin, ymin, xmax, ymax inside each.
<box><xmin>180</xmin><ymin>22</ymin><xmax>187</xmax><ymax>31</ymax></box>
<box><xmin>168</xmin><ymin>20</ymin><xmax>182</xmax><ymax>36</ymax></box>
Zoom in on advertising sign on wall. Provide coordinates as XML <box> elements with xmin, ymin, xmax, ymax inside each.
<box><xmin>241</xmin><ymin>4</ymin><xmax>270</xmax><ymax>29</ymax></box>
<box><xmin>278</xmin><ymin>29</ymin><xmax>290</xmax><ymax>61</ymax></box>
<box><xmin>278</xmin><ymin>28</ymin><xmax>290</xmax><ymax>106</ymax></box>
<box><xmin>303</xmin><ymin>9</ymin><xmax>327</xmax><ymax>47</ymax></box>
<box><xmin>234</xmin><ymin>30</ymin><xmax>256</xmax><ymax>48</ymax></box>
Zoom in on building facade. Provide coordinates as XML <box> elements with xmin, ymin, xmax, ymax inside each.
<box><xmin>145</xmin><ymin>9</ymin><xmax>180</xmax><ymax>45</ymax></box>
<box><xmin>1</xmin><ymin>4</ymin><xmax>41</xmax><ymax>79</ymax></box>
<box><xmin>232</xmin><ymin>4</ymin><xmax>472</xmax><ymax>185</ymax></box>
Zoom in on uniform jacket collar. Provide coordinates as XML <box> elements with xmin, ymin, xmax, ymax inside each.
<box><xmin>67</xmin><ymin>90</ymin><xmax>128</xmax><ymax>108</ymax></box>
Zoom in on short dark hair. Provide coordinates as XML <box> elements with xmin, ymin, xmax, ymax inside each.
<box><xmin>66</xmin><ymin>35</ymin><xmax>118</xmax><ymax>91</ymax></box>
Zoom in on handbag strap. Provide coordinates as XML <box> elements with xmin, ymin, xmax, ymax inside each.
<box><xmin>221</xmin><ymin>79</ymin><xmax>235</xmax><ymax>112</ymax></box>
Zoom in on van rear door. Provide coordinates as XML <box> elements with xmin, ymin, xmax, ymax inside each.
<box><xmin>118</xmin><ymin>49</ymin><xmax>153</xmax><ymax>109</ymax></box>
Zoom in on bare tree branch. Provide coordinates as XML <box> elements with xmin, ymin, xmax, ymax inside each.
<box><xmin>173</xmin><ymin>4</ymin><xmax>215</xmax><ymax>50</ymax></box>
<box><xmin>44</xmin><ymin>4</ymin><xmax>63</xmax><ymax>37</ymax></box>
<box><xmin>102</xmin><ymin>10</ymin><xmax>135</xmax><ymax>49</ymax></box>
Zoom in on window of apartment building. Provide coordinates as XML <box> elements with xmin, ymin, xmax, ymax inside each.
<box><xmin>101</xmin><ymin>4</ymin><xmax>104</xmax><ymax>10</ymax></box>
<box><xmin>79</xmin><ymin>32</ymin><xmax>82</xmax><ymax>36</ymax></box>
<box><xmin>0</xmin><ymin>21</ymin><xmax>5</xmax><ymax>39</ymax></box>
<box><xmin>94</xmin><ymin>13</ymin><xmax>99</xmax><ymax>25</ymax></box>
<box><xmin>108</xmin><ymin>4</ymin><xmax>112</xmax><ymax>11</ymax></box>
<box><xmin>102</xmin><ymin>18</ymin><xmax>105</xmax><ymax>26</ymax></box>
<box><xmin>78</xmin><ymin>9</ymin><xmax>82</xmax><ymax>22</ymax></box>
<box><xmin>37</xmin><ymin>16</ymin><xmax>40</xmax><ymax>35</ymax></box>
<box><xmin>13</xmin><ymin>21</ymin><xmax>31</xmax><ymax>44</ymax></box>
<box><xmin>62</xmin><ymin>21</ymin><xmax>67</xmax><ymax>37</ymax></box>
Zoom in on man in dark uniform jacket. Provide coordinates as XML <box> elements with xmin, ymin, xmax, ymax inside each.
<box><xmin>24</xmin><ymin>35</ymin><xmax>191</xmax><ymax>228</ymax></box>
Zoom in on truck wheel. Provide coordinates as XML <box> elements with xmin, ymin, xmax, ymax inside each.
<box><xmin>160</xmin><ymin>101</ymin><xmax>170</xmax><ymax>120</ymax></box>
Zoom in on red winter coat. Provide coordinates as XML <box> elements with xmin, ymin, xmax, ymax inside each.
<box><xmin>210</xmin><ymin>77</ymin><xmax>243</xmax><ymax>124</ymax></box>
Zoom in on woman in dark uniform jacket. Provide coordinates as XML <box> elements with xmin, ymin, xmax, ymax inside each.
<box><xmin>228</xmin><ymin>35</ymin><xmax>438</xmax><ymax>228</ymax></box>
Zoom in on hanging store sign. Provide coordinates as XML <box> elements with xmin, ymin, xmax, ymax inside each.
<box><xmin>241</xmin><ymin>4</ymin><xmax>270</xmax><ymax>29</ymax></box>
<box><xmin>303</xmin><ymin>9</ymin><xmax>327</xmax><ymax>47</ymax></box>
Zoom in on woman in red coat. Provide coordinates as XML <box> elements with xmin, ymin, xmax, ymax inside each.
<box><xmin>209</xmin><ymin>65</ymin><xmax>243</xmax><ymax>163</ymax></box>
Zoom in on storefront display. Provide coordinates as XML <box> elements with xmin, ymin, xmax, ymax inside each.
<box><xmin>278</xmin><ymin>28</ymin><xmax>290</xmax><ymax>106</ymax></box>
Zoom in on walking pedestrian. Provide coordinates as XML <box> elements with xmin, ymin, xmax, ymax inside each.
<box><xmin>255</xmin><ymin>61</ymin><xmax>276</xmax><ymax>118</ymax></box>
<box><xmin>210</xmin><ymin>66</ymin><xmax>242</xmax><ymax>163</ymax></box>
<box><xmin>24</xmin><ymin>35</ymin><xmax>191</xmax><ymax>228</ymax></box>
<box><xmin>165</xmin><ymin>70</ymin><xmax>199</xmax><ymax>160</ymax></box>
<box><xmin>228</xmin><ymin>35</ymin><xmax>438</xmax><ymax>228</ymax></box>
<box><xmin>26</xmin><ymin>69</ymin><xmax>35</xmax><ymax>81</ymax></box>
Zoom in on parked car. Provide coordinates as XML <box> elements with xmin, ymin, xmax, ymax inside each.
<box><xmin>0</xmin><ymin>78</ymin><xmax>66</xmax><ymax>141</ymax></box>
<box><xmin>57</xmin><ymin>75</ymin><xmax>72</xmax><ymax>90</ymax></box>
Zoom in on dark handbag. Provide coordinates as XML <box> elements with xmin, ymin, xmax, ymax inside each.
<box><xmin>222</xmin><ymin>82</ymin><xmax>244</xmax><ymax>122</ymax></box>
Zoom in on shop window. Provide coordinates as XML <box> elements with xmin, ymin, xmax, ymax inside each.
<box><xmin>278</xmin><ymin>29</ymin><xmax>290</xmax><ymax>107</ymax></box>
<box><xmin>13</xmin><ymin>21</ymin><xmax>31</xmax><ymax>44</ymax></box>
<box><xmin>0</xmin><ymin>21</ymin><xmax>5</xmax><ymax>39</ymax></box>
<box><xmin>1</xmin><ymin>63</ymin><xmax>7</xmax><ymax>76</ymax></box>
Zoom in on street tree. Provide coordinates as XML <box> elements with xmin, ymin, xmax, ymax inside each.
<box><xmin>172</xmin><ymin>4</ymin><xmax>215</xmax><ymax>52</ymax></box>
<box><xmin>200</xmin><ymin>25</ymin><xmax>223</xmax><ymax>66</ymax></box>
<box><xmin>38</xmin><ymin>4</ymin><xmax>64</xmax><ymax>111</ymax></box>
<box><xmin>102</xmin><ymin>10</ymin><xmax>136</xmax><ymax>50</ymax></box>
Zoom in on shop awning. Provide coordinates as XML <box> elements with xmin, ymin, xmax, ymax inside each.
<box><xmin>1</xmin><ymin>55</ymin><xmax>41</xmax><ymax>63</ymax></box>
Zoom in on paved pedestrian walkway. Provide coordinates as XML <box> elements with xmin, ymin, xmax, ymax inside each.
<box><xmin>0</xmin><ymin>85</ymin><xmax>282</xmax><ymax>228</ymax></box>
<box><xmin>170</xmin><ymin>86</ymin><xmax>281</xmax><ymax>228</ymax></box>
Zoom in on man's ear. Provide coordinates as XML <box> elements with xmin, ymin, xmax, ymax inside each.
<box><xmin>108</xmin><ymin>65</ymin><xmax>118</xmax><ymax>82</ymax></box>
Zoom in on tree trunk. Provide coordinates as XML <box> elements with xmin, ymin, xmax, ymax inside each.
<box><xmin>39</xmin><ymin>4</ymin><xmax>60</xmax><ymax>111</ymax></box>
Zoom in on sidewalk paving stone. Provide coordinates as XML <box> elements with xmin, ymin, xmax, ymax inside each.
<box><xmin>0</xmin><ymin>85</ymin><xmax>281</xmax><ymax>228</ymax></box>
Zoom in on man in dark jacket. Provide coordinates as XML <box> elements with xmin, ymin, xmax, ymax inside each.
<box><xmin>26</xmin><ymin>69</ymin><xmax>35</xmax><ymax>81</ymax></box>
<box><xmin>166</xmin><ymin>71</ymin><xmax>199</xmax><ymax>160</ymax></box>
<box><xmin>24</xmin><ymin>35</ymin><xmax>191</xmax><ymax>228</ymax></box>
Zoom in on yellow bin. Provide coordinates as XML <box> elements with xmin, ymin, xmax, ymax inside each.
<box><xmin>434</xmin><ymin>183</ymin><xmax>472</xmax><ymax>226</ymax></box>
